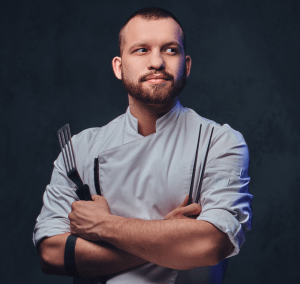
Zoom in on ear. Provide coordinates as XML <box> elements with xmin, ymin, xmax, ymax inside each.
<box><xmin>112</xmin><ymin>56</ymin><xmax>122</xmax><ymax>80</ymax></box>
<box><xmin>185</xmin><ymin>55</ymin><xmax>192</xmax><ymax>78</ymax></box>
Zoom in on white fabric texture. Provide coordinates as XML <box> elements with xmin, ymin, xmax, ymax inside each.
<box><xmin>33</xmin><ymin>100</ymin><xmax>252</xmax><ymax>283</ymax></box>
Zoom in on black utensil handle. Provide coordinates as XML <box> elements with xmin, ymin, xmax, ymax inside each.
<box><xmin>76</xmin><ymin>184</ymin><xmax>92</xmax><ymax>201</ymax></box>
<box><xmin>94</xmin><ymin>158</ymin><xmax>101</xmax><ymax>196</ymax></box>
<box><xmin>68</xmin><ymin>168</ymin><xmax>84</xmax><ymax>188</ymax></box>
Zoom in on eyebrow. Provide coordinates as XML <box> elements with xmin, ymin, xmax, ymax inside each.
<box><xmin>129</xmin><ymin>41</ymin><xmax>181</xmax><ymax>52</ymax></box>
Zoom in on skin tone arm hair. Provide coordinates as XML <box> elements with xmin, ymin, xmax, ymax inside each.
<box><xmin>39</xmin><ymin>195</ymin><xmax>234</xmax><ymax>278</ymax></box>
<box><xmin>39</xmin><ymin>232</ymin><xmax>148</xmax><ymax>278</ymax></box>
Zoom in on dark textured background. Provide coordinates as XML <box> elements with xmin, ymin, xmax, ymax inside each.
<box><xmin>1</xmin><ymin>0</ymin><xmax>299</xmax><ymax>283</ymax></box>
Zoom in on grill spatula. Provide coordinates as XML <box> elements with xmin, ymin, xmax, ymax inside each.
<box><xmin>57</xmin><ymin>124</ymin><xmax>92</xmax><ymax>201</ymax></box>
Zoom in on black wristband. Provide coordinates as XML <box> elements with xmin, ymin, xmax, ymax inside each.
<box><xmin>64</xmin><ymin>235</ymin><xmax>81</xmax><ymax>278</ymax></box>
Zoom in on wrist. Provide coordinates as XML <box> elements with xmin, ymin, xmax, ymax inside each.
<box><xmin>99</xmin><ymin>215</ymin><xmax>125</xmax><ymax>242</ymax></box>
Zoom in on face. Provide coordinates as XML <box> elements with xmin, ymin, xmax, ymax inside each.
<box><xmin>113</xmin><ymin>16</ymin><xmax>191</xmax><ymax>105</ymax></box>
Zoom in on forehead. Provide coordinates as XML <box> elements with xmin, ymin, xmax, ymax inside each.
<box><xmin>123</xmin><ymin>16</ymin><xmax>183</xmax><ymax>49</ymax></box>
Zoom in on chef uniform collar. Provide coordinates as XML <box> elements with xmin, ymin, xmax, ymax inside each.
<box><xmin>125</xmin><ymin>99</ymin><xmax>184</xmax><ymax>135</ymax></box>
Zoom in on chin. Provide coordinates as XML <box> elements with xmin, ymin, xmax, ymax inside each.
<box><xmin>133</xmin><ymin>93</ymin><xmax>177</xmax><ymax>105</ymax></box>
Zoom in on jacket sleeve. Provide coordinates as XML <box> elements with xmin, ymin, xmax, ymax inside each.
<box><xmin>196</xmin><ymin>124</ymin><xmax>253</xmax><ymax>258</ymax></box>
<box><xmin>32</xmin><ymin>131</ymin><xmax>88</xmax><ymax>250</ymax></box>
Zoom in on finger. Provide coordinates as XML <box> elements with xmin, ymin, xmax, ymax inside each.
<box><xmin>68</xmin><ymin>211</ymin><xmax>73</xmax><ymax>220</ymax></box>
<box><xmin>181</xmin><ymin>203</ymin><xmax>202</xmax><ymax>216</ymax></box>
<box><xmin>179</xmin><ymin>195</ymin><xmax>189</xmax><ymax>208</ymax></box>
<box><xmin>164</xmin><ymin>210</ymin><xmax>189</xmax><ymax>220</ymax></box>
<box><xmin>71</xmin><ymin>201</ymin><xmax>77</xmax><ymax>210</ymax></box>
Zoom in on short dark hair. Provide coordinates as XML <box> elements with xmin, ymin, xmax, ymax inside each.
<box><xmin>118</xmin><ymin>7</ymin><xmax>186</xmax><ymax>57</ymax></box>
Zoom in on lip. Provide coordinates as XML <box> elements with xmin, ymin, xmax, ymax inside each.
<box><xmin>145</xmin><ymin>75</ymin><xmax>169</xmax><ymax>80</ymax></box>
<box><xmin>146</xmin><ymin>78</ymin><xmax>168</xmax><ymax>84</ymax></box>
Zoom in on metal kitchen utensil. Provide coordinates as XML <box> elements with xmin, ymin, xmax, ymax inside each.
<box><xmin>194</xmin><ymin>126</ymin><xmax>214</xmax><ymax>204</ymax></box>
<box><xmin>57</xmin><ymin>124</ymin><xmax>92</xmax><ymax>201</ymax></box>
<box><xmin>188</xmin><ymin>124</ymin><xmax>202</xmax><ymax>205</ymax></box>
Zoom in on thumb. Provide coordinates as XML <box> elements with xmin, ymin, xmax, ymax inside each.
<box><xmin>180</xmin><ymin>195</ymin><xmax>189</xmax><ymax>207</ymax></box>
<box><xmin>92</xmin><ymin>195</ymin><xmax>101</xmax><ymax>201</ymax></box>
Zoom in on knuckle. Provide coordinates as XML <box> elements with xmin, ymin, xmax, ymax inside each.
<box><xmin>194</xmin><ymin>206</ymin><xmax>201</xmax><ymax>213</ymax></box>
<box><xmin>71</xmin><ymin>202</ymin><xmax>77</xmax><ymax>210</ymax></box>
<box><xmin>92</xmin><ymin>195</ymin><xmax>99</xmax><ymax>201</ymax></box>
<box><xmin>191</xmin><ymin>204</ymin><xmax>200</xmax><ymax>211</ymax></box>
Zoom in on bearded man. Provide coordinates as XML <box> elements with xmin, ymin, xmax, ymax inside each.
<box><xmin>33</xmin><ymin>7</ymin><xmax>253</xmax><ymax>284</ymax></box>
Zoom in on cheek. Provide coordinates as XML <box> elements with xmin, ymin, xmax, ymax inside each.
<box><xmin>122</xmin><ymin>66</ymin><xmax>137</xmax><ymax>82</ymax></box>
<box><xmin>173</xmin><ymin>63</ymin><xmax>185</xmax><ymax>80</ymax></box>
<box><xmin>122</xmin><ymin>58</ymin><xmax>143</xmax><ymax>77</ymax></box>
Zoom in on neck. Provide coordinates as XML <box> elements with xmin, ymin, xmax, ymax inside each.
<box><xmin>128</xmin><ymin>95</ymin><xmax>179</xmax><ymax>136</ymax></box>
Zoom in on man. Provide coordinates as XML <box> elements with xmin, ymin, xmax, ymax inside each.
<box><xmin>33</xmin><ymin>7</ymin><xmax>253</xmax><ymax>284</ymax></box>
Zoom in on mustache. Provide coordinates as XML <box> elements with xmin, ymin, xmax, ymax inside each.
<box><xmin>140</xmin><ymin>71</ymin><xmax>174</xmax><ymax>82</ymax></box>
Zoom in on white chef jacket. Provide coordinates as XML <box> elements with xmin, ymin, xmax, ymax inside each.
<box><xmin>33</xmin><ymin>100</ymin><xmax>253</xmax><ymax>284</ymax></box>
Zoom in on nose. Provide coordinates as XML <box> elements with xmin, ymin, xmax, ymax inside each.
<box><xmin>147</xmin><ymin>50</ymin><xmax>165</xmax><ymax>70</ymax></box>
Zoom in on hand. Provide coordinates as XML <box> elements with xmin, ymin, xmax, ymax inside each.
<box><xmin>68</xmin><ymin>195</ymin><xmax>111</xmax><ymax>241</ymax></box>
<box><xmin>164</xmin><ymin>195</ymin><xmax>202</xmax><ymax>220</ymax></box>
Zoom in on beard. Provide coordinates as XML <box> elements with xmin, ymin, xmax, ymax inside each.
<box><xmin>121</xmin><ymin>65</ymin><xmax>187</xmax><ymax>105</ymax></box>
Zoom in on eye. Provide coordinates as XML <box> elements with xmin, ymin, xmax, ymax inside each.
<box><xmin>135</xmin><ymin>48</ymin><xmax>147</xmax><ymax>53</ymax></box>
<box><xmin>166</xmin><ymin>48</ymin><xmax>177</xmax><ymax>54</ymax></box>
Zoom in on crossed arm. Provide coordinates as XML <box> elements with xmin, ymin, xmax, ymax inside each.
<box><xmin>39</xmin><ymin>195</ymin><xmax>234</xmax><ymax>278</ymax></box>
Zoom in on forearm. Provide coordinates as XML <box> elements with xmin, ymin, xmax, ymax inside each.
<box><xmin>39</xmin><ymin>232</ymin><xmax>148</xmax><ymax>278</ymax></box>
<box><xmin>100</xmin><ymin>217</ymin><xmax>234</xmax><ymax>270</ymax></box>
